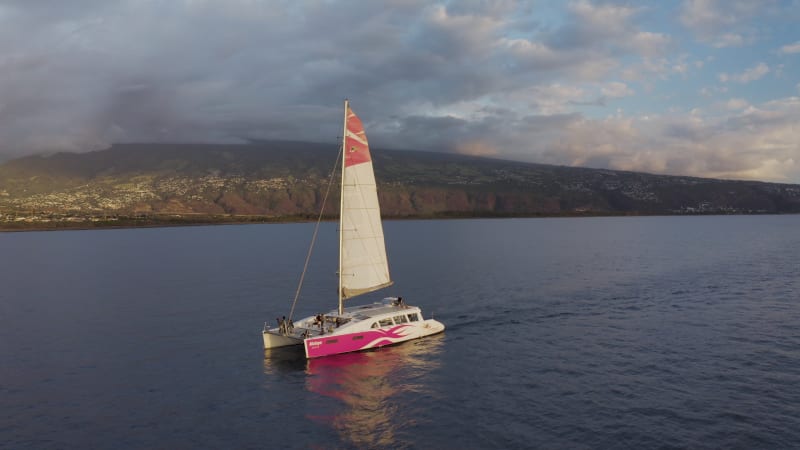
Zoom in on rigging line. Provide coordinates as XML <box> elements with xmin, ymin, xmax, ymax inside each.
<box><xmin>287</xmin><ymin>141</ymin><xmax>344</xmax><ymax>322</ymax></box>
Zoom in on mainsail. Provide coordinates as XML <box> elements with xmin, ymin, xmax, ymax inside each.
<box><xmin>339</xmin><ymin>102</ymin><xmax>393</xmax><ymax>311</ymax></box>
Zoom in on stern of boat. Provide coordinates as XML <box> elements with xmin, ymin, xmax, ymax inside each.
<box><xmin>263</xmin><ymin>328</ymin><xmax>303</xmax><ymax>349</ymax></box>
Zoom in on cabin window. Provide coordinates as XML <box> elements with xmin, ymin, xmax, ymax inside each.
<box><xmin>394</xmin><ymin>315</ymin><xmax>408</xmax><ymax>324</ymax></box>
<box><xmin>371</xmin><ymin>322</ymin><xmax>379</xmax><ymax>329</ymax></box>
<box><xmin>352</xmin><ymin>335</ymin><xmax>364</xmax><ymax>340</ymax></box>
<box><xmin>378</xmin><ymin>318</ymin><xmax>394</xmax><ymax>327</ymax></box>
<box><xmin>408</xmin><ymin>313</ymin><xmax>420</xmax><ymax>322</ymax></box>
<box><xmin>326</xmin><ymin>339</ymin><xmax>338</xmax><ymax>344</ymax></box>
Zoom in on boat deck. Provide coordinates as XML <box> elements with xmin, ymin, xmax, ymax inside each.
<box><xmin>340</xmin><ymin>299</ymin><xmax>415</xmax><ymax>319</ymax></box>
<box><xmin>267</xmin><ymin>298</ymin><xmax>417</xmax><ymax>340</ymax></box>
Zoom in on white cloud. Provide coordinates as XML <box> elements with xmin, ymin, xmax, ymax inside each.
<box><xmin>621</xmin><ymin>56</ymin><xmax>693</xmax><ymax>83</ymax></box>
<box><xmin>680</xmin><ymin>0</ymin><xmax>742</xmax><ymax>35</ymax></box>
<box><xmin>527</xmin><ymin>96</ymin><xmax>800</xmax><ymax>182</ymax></box>
<box><xmin>679</xmin><ymin>0</ymin><xmax>775</xmax><ymax>48</ymax></box>
<box><xmin>718</xmin><ymin>62</ymin><xmax>770</xmax><ymax>84</ymax></box>
<box><xmin>569</xmin><ymin>0</ymin><xmax>637</xmax><ymax>31</ymax></box>
<box><xmin>629</xmin><ymin>31</ymin><xmax>672</xmax><ymax>57</ymax></box>
<box><xmin>724</xmin><ymin>98</ymin><xmax>749</xmax><ymax>110</ymax></box>
<box><xmin>779</xmin><ymin>41</ymin><xmax>800</xmax><ymax>54</ymax></box>
<box><xmin>561</xmin><ymin>1</ymin><xmax>670</xmax><ymax>57</ymax></box>
<box><xmin>479</xmin><ymin>83</ymin><xmax>587</xmax><ymax>116</ymax></box>
<box><xmin>712</xmin><ymin>33</ymin><xmax>745</xmax><ymax>48</ymax></box>
<box><xmin>601</xmin><ymin>82</ymin><xmax>634</xmax><ymax>99</ymax></box>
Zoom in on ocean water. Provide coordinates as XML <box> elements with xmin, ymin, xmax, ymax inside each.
<box><xmin>1</xmin><ymin>215</ymin><xmax>799</xmax><ymax>449</ymax></box>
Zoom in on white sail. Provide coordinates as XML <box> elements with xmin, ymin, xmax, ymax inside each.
<box><xmin>339</xmin><ymin>103</ymin><xmax>393</xmax><ymax>301</ymax></box>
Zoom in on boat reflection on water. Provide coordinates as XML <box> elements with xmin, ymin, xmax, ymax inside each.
<box><xmin>262</xmin><ymin>346</ymin><xmax>307</xmax><ymax>374</ymax></box>
<box><xmin>305</xmin><ymin>336</ymin><xmax>444</xmax><ymax>448</ymax></box>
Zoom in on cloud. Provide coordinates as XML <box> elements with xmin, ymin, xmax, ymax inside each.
<box><xmin>620</xmin><ymin>54</ymin><xmax>699</xmax><ymax>84</ymax></box>
<box><xmin>455</xmin><ymin>140</ymin><xmax>499</xmax><ymax>157</ymax></box>
<box><xmin>712</xmin><ymin>33</ymin><xmax>745</xmax><ymax>48</ymax></box>
<box><xmin>718</xmin><ymin>63</ymin><xmax>770</xmax><ymax>83</ymax></box>
<box><xmin>600</xmin><ymin>82</ymin><xmax>635</xmax><ymax>99</ymax></box>
<box><xmin>0</xmin><ymin>0</ymin><xmax>670</xmax><ymax>159</ymax></box>
<box><xmin>724</xmin><ymin>98</ymin><xmax>750</xmax><ymax>110</ymax></box>
<box><xmin>527</xmin><ymin>84</ymin><xmax>587</xmax><ymax>114</ymax></box>
<box><xmin>680</xmin><ymin>0</ymin><xmax>735</xmax><ymax>31</ymax></box>
<box><xmin>530</xmin><ymin>97</ymin><xmax>800</xmax><ymax>182</ymax></box>
<box><xmin>382</xmin><ymin>94</ymin><xmax>800</xmax><ymax>183</ymax></box>
<box><xmin>679</xmin><ymin>0</ymin><xmax>779</xmax><ymax>47</ymax></box>
<box><xmin>548</xmin><ymin>1</ymin><xmax>670</xmax><ymax>57</ymax></box>
<box><xmin>698</xmin><ymin>86</ymin><xmax>728</xmax><ymax>98</ymax></box>
<box><xmin>778</xmin><ymin>41</ymin><xmax>800</xmax><ymax>54</ymax></box>
<box><xmin>0</xmin><ymin>0</ymin><xmax>796</xmax><ymax>184</ymax></box>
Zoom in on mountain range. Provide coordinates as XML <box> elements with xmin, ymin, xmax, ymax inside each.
<box><xmin>1</xmin><ymin>141</ymin><xmax>799</xmax><ymax>229</ymax></box>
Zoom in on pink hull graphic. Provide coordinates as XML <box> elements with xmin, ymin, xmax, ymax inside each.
<box><xmin>305</xmin><ymin>325</ymin><xmax>411</xmax><ymax>358</ymax></box>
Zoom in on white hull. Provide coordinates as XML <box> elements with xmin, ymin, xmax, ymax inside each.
<box><xmin>262</xmin><ymin>329</ymin><xmax>303</xmax><ymax>349</ymax></box>
<box><xmin>263</xmin><ymin>298</ymin><xmax>444</xmax><ymax>358</ymax></box>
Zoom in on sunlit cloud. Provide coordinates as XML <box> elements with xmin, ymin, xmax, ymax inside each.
<box><xmin>712</xmin><ymin>33</ymin><xmax>745</xmax><ymax>48</ymax></box>
<box><xmin>778</xmin><ymin>41</ymin><xmax>800</xmax><ymax>54</ymax></box>
<box><xmin>679</xmin><ymin>0</ymin><xmax>768</xmax><ymax>47</ymax></box>
<box><xmin>601</xmin><ymin>82</ymin><xmax>634</xmax><ymax>99</ymax></box>
<box><xmin>455</xmin><ymin>140</ymin><xmax>499</xmax><ymax>157</ymax></box>
<box><xmin>530</xmin><ymin>97</ymin><xmax>800</xmax><ymax>182</ymax></box>
<box><xmin>724</xmin><ymin>98</ymin><xmax>750</xmax><ymax>110</ymax></box>
<box><xmin>719</xmin><ymin>63</ymin><xmax>770</xmax><ymax>83</ymax></box>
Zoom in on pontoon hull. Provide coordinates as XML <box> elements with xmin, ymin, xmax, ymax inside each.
<box><xmin>304</xmin><ymin>319</ymin><xmax>444</xmax><ymax>358</ymax></box>
<box><xmin>264</xmin><ymin>299</ymin><xmax>445</xmax><ymax>358</ymax></box>
<box><xmin>262</xmin><ymin>330</ymin><xmax>303</xmax><ymax>349</ymax></box>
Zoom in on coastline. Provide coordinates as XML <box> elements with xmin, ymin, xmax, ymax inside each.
<box><xmin>1</xmin><ymin>210</ymin><xmax>795</xmax><ymax>233</ymax></box>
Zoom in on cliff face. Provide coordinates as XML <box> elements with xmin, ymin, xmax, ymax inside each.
<box><xmin>1</xmin><ymin>142</ymin><xmax>799</xmax><ymax>219</ymax></box>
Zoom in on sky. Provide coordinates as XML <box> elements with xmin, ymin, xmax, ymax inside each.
<box><xmin>1</xmin><ymin>0</ymin><xmax>799</xmax><ymax>183</ymax></box>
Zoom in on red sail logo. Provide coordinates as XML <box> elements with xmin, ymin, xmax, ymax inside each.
<box><xmin>344</xmin><ymin>107</ymin><xmax>372</xmax><ymax>167</ymax></box>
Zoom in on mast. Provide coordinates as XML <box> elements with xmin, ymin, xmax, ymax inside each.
<box><xmin>338</xmin><ymin>99</ymin><xmax>348</xmax><ymax>316</ymax></box>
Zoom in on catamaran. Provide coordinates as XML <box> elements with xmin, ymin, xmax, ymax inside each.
<box><xmin>262</xmin><ymin>100</ymin><xmax>445</xmax><ymax>359</ymax></box>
